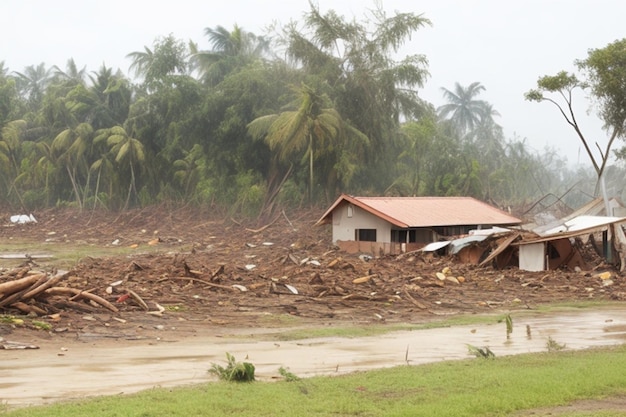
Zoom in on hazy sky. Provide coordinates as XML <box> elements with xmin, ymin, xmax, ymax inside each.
<box><xmin>3</xmin><ymin>0</ymin><xmax>625</xmax><ymax>166</ymax></box>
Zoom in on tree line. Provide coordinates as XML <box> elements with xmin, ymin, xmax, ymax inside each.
<box><xmin>0</xmin><ymin>3</ymin><xmax>619</xmax><ymax>217</ymax></box>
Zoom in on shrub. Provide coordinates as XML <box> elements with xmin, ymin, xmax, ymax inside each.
<box><xmin>209</xmin><ymin>353</ymin><xmax>255</xmax><ymax>382</ymax></box>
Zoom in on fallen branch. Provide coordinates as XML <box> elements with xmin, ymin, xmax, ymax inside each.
<box><xmin>0</xmin><ymin>274</ymin><xmax>48</xmax><ymax>307</ymax></box>
<box><xmin>128</xmin><ymin>289</ymin><xmax>149</xmax><ymax>311</ymax></box>
<box><xmin>21</xmin><ymin>273</ymin><xmax>66</xmax><ymax>300</ymax></box>
<box><xmin>0</xmin><ymin>274</ymin><xmax>45</xmax><ymax>299</ymax></box>
<box><xmin>158</xmin><ymin>276</ymin><xmax>239</xmax><ymax>291</ymax></box>
<box><xmin>44</xmin><ymin>287</ymin><xmax>119</xmax><ymax>313</ymax></box>
<box><xmin>403</xmin><ymin>289</ymin><xmax>428</xmax><ymax>310</ymax></box>
<box><xmin>245</xmin><ymin>215</ymin><xmax>279</xmax><ymax>234</ymax></box>
<box><xmin>9</xmin><ymin>301</ymin><xmax>47</xmax><ymax>316</ymax></box>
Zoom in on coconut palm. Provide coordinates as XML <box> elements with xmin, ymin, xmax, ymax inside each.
<box><xmin>127</xmin><ymin>35</ymin><xmax>189</xmax><ymax>86</ymax></box>
<box><xmin>281</xmin><ymin>3</ymin><xmax>430</xmax><ymax>191</ymax></box>
<box><xmin>13</xmin><ymin>63</ymin><xmax>53</xmax><ymax>111</ymax></box>
<box><xmin>95</xmin><ymin>125</ymin><xmax>146</xmax><ymax>209</ymax></box>
<box><xmin>51</xmin><ymin>122</ymin><xmax>94</xmax><ymax>209</ymax></box>
<box><xmin>191</xmin><ymin>24</ymin><xmax>269</xmax><ymax>86</ymax></box>
<box><xmin>248</xmin><ymin>83</ymin><xmax>367</xmax><ymax>202</ymax></box>
<box><xmin>437</xmin><ymin>82</ymin><xmax>492</xmax><ymax>136</ymax></box>
<box><xmin>52</xmin><ymin>58</ymin><xmax>87</xmax><ymax>86</ymax></box>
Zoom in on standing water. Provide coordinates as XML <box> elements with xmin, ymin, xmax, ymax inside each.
<box><xmin>1</xmin><ymin>308</ymin><xmax>625</xmax><ymax>407</ymax></box>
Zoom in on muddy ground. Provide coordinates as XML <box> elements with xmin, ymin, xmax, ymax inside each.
<box><xmin>1</xmin><ymin>205</ymin><xmax>625</xmax><ymax>344</ymax></box>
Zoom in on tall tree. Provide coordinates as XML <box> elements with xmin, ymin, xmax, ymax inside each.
<box><xmin>191</xmin><ymin>24</ymin><xmax>270</xmax><ymax>86</ymax></box>
<box><xmin>437</xmin><ymin>82</ymin><xmax>493</xmax><ymax>136</ymax></box>
<box><xmin>525</xmin><ymin>71</ymin><xmax>613</xmax><ymax>191</ymax></box>
<box><xmin>51</xmin><ymin>122</ymin><xmax>94</xmax><ymax>209</ymax></box>
<box><xmin>127</xmin><ymin>35</ymin><xmax>189</xmax><ymax>88</ymax></box>
<box><xmin>282</xmin><ymin>2</ymin><xmax>431</xmax><ymax>190</ymax></box>
<box><xmin>95</xmin><ymin>125</ymin><xmax>146</xmax><ymax>209</ymax></box>
<box><xmin>577</xmin><ymin>38</ymin><xmax>626</xmax><ymax>157</ymax></box>
<box><xmin>248</xmin><ymin>83</ymin><xmax>367</xmax><ymax>202</ymax></box>
<box><xmin>52</xmin><ymin>58</ymin><xmax>87</xmax><ymax>86</ymax></box>
<box><xmin>13</xmin><ymin>63</ymin><xmax>53</xmax><ymax>112</ymax></box>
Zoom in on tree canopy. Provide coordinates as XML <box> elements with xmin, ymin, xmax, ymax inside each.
<box><xmin>0</xmin><ymin>2</ymin><xmax>601</xmax><ymax>217</ymax></box>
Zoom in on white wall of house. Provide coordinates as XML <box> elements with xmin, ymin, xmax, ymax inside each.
<box><xmin>332</xmin><ymin>202</ymin><xmax>392</xmax><ymax>243</ymax></box>
<box><xmin>519</xmin><ymin>242</ymin><xmax>545</xmax><ymax>271</ymax></box>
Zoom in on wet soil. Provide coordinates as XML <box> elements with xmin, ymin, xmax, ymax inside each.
<box><xmin>1</xmin><ymin>206</ymin><xmax>626</xmax><ymax>410</ymax></box>
<box><xmin>2</xmin><ymin>308</ymin><xmax>626</xmax><ymax>407</ymax></box>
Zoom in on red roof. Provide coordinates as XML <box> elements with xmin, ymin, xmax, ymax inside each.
<box><xmin>317</xmin><ymin>194</ymin><xmax>521</xmax><ymax>228</ymax></box>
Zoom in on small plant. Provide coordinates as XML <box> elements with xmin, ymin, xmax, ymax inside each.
<box><xmin>546</xmin><ymin>337</ymin><xmax>566</xmax><ymax>352</ymax></box>
<box><xmin>31</xmin><ymin>320</ymin><xmax>52</xmax><ymax>331</ymax></box>
<box><xmin>278</xmin><ymin>366</ymin><xmax>300</xmax><ymax>382</ymax></box>
<box><xmin>0</xmin><ymin>315</ymin><xmax>24</xmax><ymax>325</ymax></box>
<box><xmin>505</xmin><ymin>314</ymin><xmax>513</xmax><ymax>339</ymax></box>
<box><xmin>467</xmin><ymin>344</ymin><xmax>496</xmax><ymax>359</ymax></box>
<box><xmin>209</xmin><ymin>353</ymin><xmax>255</xmax><ymax>382</ymax></box>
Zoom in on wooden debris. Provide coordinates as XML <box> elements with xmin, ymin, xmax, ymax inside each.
<box><xmin>45</xmin><ymin>287</ymin><xmax>119</xmax><ymax>313</ymax></box>
<box><xmin>0</xmin><ymin>338</ymin><xmax>39</xmax><ymax>350</ymax></box>
<box><xmin>353</xmin><ymin>274</ymin><xmax>376</xmax><ymax>284</ymax></box>
<box><xmin>128</xmin><ymin>289</ymin><xmax>149</xmax><ymax>311</ymax></box>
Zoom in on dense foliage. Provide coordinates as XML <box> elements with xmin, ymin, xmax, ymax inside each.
<box><xmin>0</xmin><ymin>3</ymin><xmax>614</xmax><ymax>217</ymax></box>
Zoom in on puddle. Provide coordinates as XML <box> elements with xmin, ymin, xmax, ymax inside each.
<box><xmin>2</xmin><ymin>309</ymin><xmax>626</xmax><ymax>407</ymax></box>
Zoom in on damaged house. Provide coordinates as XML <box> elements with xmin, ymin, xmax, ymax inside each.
<box><xmin>316</xmin><ymin>194</ymin><xmax>522</xmax><ymax>255</ymax></box>
<box><xmin>421</xmin><ymin>197</ymin><xmax>626</xmax><ymax>272</ymax></box>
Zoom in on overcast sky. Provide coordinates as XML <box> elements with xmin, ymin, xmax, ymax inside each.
<box><xmin>2</xmin><ymin>0</ymin><xmax>625</xmax><ymax>166</ymax></box>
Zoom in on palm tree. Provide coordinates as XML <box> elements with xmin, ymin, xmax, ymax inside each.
<box><xmin>248</xmin><ymin>83</ymin><xmax>367</xmax><ymax>202</ymax></box>
<box><xmin>127</xmin><ymin>35</ymin><xmax>189</xmax><ymax>86</ymax></box>
<box><xmin>437</xmin><ymin>82</ymin><xmax>492</xmax><ymax>136</ymax></box>
<box><xmin>51</xmin><ymin>122</ymin><xmax>94</xmax><ymax>209</ymax></box>
<box><xmin>191</xmin><ymin>24</ymin><xmax>269</xmax><ymax>86</ymax></box>
<box><xmin>173</xmin><ymin>143</ymin><xmax>205</xmax><ymax>200</ymax></box>
<box><xmin>52</xmin><ymin>58</ymin><xmax>87</xmax><ymax>86</ymax></box>
<box><xmin>13</xmin><ymin>63</ymin><xmax>53</xmax><ymax>111</ymax></box>
<box><xmin>95</xmin><ymin>125</ymin><xmax>146</xmax><ymax>209</ymax></box>
<box><xmin>282</xmin><ymin>3</ymin><xmax>431</xmax><ymax>191</ymax></box>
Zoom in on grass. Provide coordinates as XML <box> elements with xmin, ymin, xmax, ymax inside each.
<box><xmin>4</xmin><ymin>345</ymin><xmax>626</xmax><ymax>417</ymax></box>
<box><xmin>271</xmin><ymin>313</ymin><xmax>506</xmax><ymax>341</ymax></box>
<box><xmin>0</xmin><ymin>239</ymin><xmax>179</xmax><ymax>270</ymax></box>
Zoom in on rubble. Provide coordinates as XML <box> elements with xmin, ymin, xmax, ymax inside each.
<box><xmin>0</xmin><ymin>206</ymin><xmax>625</xmax><ymax>335</ymax></box>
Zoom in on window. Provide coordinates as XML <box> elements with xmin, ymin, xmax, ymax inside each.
<box><xmin>347</xmin><ymin>204</ymin><xmax>353</xmax><ymax>218</ymax></box>
<box><xmin>356</xmin><ymin>229</ymin><xmax>376</xmax><ymax>242</ymax></box>
<box><xmin>391</xmin><ymin>229</ymin><xmax>417</xmax><ymax>243</ymax></box>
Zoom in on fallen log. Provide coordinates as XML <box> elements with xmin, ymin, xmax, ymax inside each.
<box><xmin>44</xmin><ymin>287</ymin><xmax>119</xmax><ymax>313</ymax></box>
<box><xmin>0</xmin><ymin>274</ymin><xmax>48</xmax><ymax>307</ymax></box>
<box><xmin>9</xmin><ymin>301</ymin><xmax>47</xmax><ymax>316</ymax></box>
<box><xmin>21</xmin><ymin>273</ymin><xmax>66</xmax><ymax>300</ymax></box>
<box><xmin>0</xmin><ymin>273</ymin><xmax>45</xmax><ymax>299</ymax></box>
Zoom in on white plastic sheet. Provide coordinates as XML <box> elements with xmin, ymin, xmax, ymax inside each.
<box><xmin>10</xmin><ymin>214</ymin><xmax>37</xmax><ymax>224</ymax></box>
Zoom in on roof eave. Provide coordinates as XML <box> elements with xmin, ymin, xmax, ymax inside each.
<box><xmin>314</xmin><ymin>194</ymin><xmax>408</xmax><ymax>228</ymax></box>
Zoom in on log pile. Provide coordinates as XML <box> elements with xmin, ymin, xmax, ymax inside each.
<box><xmin>0</xmin><ymin>268</ymin><xmax>118</xmax><ymax>316</ymax></box>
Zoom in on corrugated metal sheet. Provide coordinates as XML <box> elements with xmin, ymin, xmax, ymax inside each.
<box><xmin>538</xmin><ymin>215</ymin><xmax>626</xmax><ymax>236</ymax></box>
<box><xmin>348</xmin><ymin>196</ymin><xmax>521</xmax><ymax>227</ymax></box>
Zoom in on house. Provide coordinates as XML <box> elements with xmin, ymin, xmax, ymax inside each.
<box><xmin>515</xmin><ymin>197</ymin><xmax>626</xmax><ymax>271</ymax></box>
<box><xmin>517</xmin><ymin>215</ymin><xmax>626</xmax><ymax>271</ymax></box>
<box><xmin>316</xmin><ymin>194</ymin><xmax>522</xmax><ymax>255</ymax></box>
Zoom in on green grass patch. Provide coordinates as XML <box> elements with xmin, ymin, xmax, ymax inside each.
<box><xmin>0</xmin><ymin>239</ymin><xmax>179</xmax><ymax>270</ymax></box>
<box><xmin>272</xmin><ymin>313</ymin><xmax>505</xmax><ymax>341</ymax></box>
<box><xmin>7</xmin><ymin>345</ymin><xmax>626</xmax><ymax>416</ymax></box>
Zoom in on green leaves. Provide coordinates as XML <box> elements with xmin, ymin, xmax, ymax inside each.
<box><xmin>209</xmin><ymin>353</ymin><xmax>256</xmax><ymax>382</ymax></box>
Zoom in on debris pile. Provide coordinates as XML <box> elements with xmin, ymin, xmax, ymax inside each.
<box><xmin>0</xmin><ymin>206</ymin><xmax>625</xmax><ymax>334</ymax></box>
